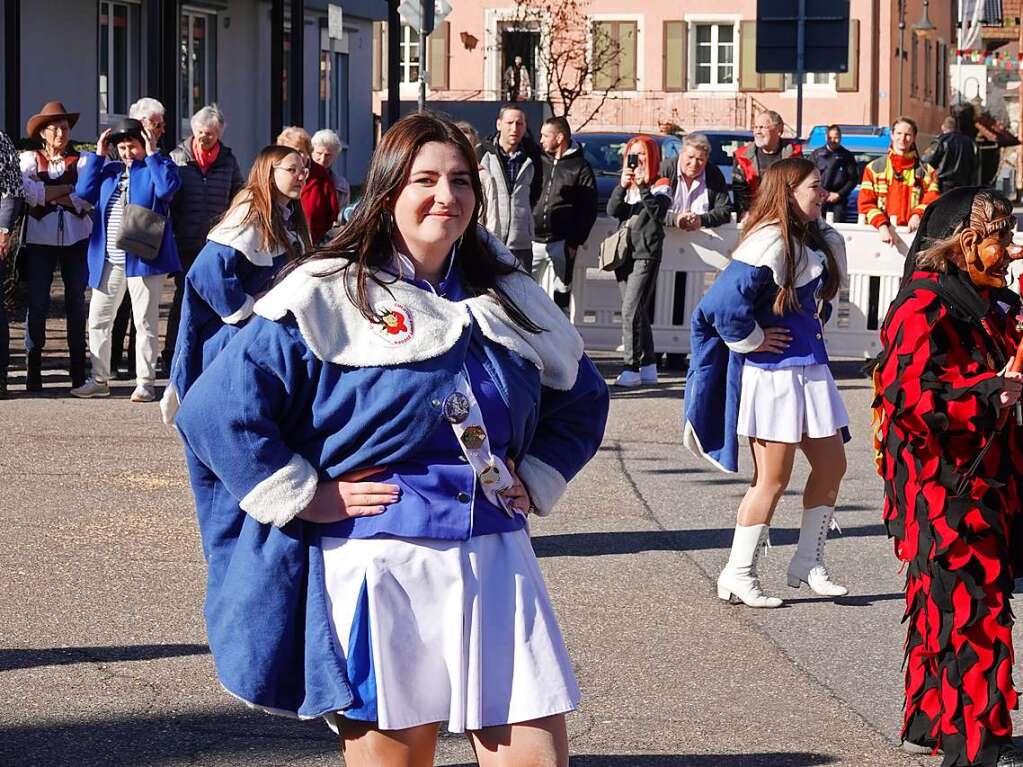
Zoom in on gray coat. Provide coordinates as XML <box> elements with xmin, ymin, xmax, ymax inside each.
<box><xmin>477</xmin><ymin>141</ymin><xmax>535</xmax><ymax>251</ymax></box>
<box><xmin>170</xmin><ymin>140</ymin><xmax>244</xmax><ymax>255</ymax></box>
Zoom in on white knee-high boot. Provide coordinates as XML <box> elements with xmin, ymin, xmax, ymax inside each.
<box><xmin>717</xmin><ymin>524</ymin><xmax>783</xmax><ymax>608</ymax></box>
<box><xmin>786</xmin><ymin>505</ymin><xmax>848</xmax><ymax>596</ymax></box>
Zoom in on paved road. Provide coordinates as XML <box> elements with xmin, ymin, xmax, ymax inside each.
<box><xmin>1</xmin><ymin>326</ymin><xmax>1016</xmax><ymax>765</ymax></box>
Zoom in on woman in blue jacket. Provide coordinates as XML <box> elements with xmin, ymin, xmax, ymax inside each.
<box><xmin>161</xmin><ymin>145</ymin><xmax>311</xmax><ymax>423</ymax></box>
<box><xmin>71</xmin><ymin>118</ymin><xmax>180</xmax><ymax>402</ymax></box>
<box><xmin>173</xmin><ymin>113</ymin><xmax>609</xmax><ymax>765</ymax></box>
<box><xmin>683</xmin><ymin>157</ymin><xmax>850</xmax><ymax>608</ymax></box>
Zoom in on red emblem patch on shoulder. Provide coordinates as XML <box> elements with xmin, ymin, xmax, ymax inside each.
<box><xmin>374</xmin><ymin>302</ymin><xmax>414</xmax><ymax>345</ymax></box>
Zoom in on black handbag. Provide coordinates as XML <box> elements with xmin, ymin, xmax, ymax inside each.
<box><xmin>116</xmin><ymin>202</ymin><xmax>166</xmax><ymax>262</ymax></box>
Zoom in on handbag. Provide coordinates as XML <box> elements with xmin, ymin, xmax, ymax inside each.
<box><xmin>598</xmin><ymin>214</ymin><xmax>636</xmax><ymax>272</ymax></box>
<box><xmin>116</xmin><ymin>202</ymin><xmax>166</xmax><ymax>262</ymax></box>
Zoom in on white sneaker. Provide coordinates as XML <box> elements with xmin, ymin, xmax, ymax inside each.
<box><xmin>70</xmin><ymin>378</ymin><xmax>110</xmax><ymax>398</ymax></box>
<box><xmin>614</xmin><ymin>370</ymin><xmax>642</xmax><ymax>387</ymax></box>
<box><xmin>640</xmin><ymin>363</ymin><xmax>658</xmax><ymax>384</ymax></box>
<box><xmin>130</xmin><ymin>384</ymin><xmax>157</xmax><ymax>403</ymax></box>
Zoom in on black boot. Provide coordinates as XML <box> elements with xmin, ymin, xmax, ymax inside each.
<box><xmin>26</xmin><ymin>350</ymin><xmax>42</xmax><ymax>392</ymax></box>
<box><xmin>69</xmin><ymin>354</ymin><xmax>86</xmax><ymax>390</ymax></box>
<box><xmin>0</xmin><ymin>372</ymin><xmax>8</xmax><ymax>399</ymax></box>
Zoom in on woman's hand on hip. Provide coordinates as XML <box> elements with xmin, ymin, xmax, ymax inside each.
<box><xmin>753</xmin><ymin>327</ymin><xmax>791</xmax><ymax>354</ymax></box>
<box><xmin>499</xmin><ymin>457</ymin><xmax>534</xmax><ymax>516</ymax></box>
<box><xmin>296</xmin><ymin>466</ymin><xmax>400</xmax><ymax>523</ymax></box>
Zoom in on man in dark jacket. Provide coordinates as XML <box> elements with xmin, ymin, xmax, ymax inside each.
<box><xmin>162</xmin><ymin>105</ymin><xmax>244</xmax><ymax>370</ymax></box>
<box><xmin>531</xmin><ymin>116</ymin><xmax>598</xmax><ymax>314</ymax></box>
<box><xmin>810</xmin><ymin>125</ymin><xmax>858</xmax><ymax>223</ymax></box>
<box><xmin>923</xmin><ymin>116</ymin><xmax>978</xmax><ymax>192</ymax></box>
<box><xmin>733</xmin><ymin>109</ymin><xmax>802</xmax><ymax>217</ymax></box>
<box><xmin>660</xmin><ymin>133</ymin><xmax>732</xmax><ymax>229</ymax></box>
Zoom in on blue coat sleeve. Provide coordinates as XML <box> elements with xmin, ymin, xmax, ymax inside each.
<box><xmin>187</xmin><ymin>243</ymin><xmax>258</xmax><ymax>325</ymax></box>
<box><xmin>144</xmin><ymin>152</ymin><xmax>181</xmax><ymax>201</ymax></box>
<box><xmin>176</xmin><ymin>318</ymin><xmax>321</xmax><ymax>528</ymax></box>
<box><xmin>74</xmin><ymin>152</ymin><xmax>105</xmax><ymax>204</ymax></box>
<box><xmin>699</xmin><ymin>261</ymin><xmax>774</xmax><ymax>353</ymax></box>
<box><xmin>517</xmin><ymin>354</ymin><xmax>609</xmax><ymax>515</ymax></box>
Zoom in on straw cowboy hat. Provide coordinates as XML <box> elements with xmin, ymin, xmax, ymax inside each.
<box><xmin>25</xmin><ymin>101</ymin><xmax>80</xmax><ymax>139</ymax></box>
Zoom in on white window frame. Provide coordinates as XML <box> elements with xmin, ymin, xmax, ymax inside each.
<box><xmin>98</xmin><ymin>0</ymin><xmax>142</xmax><ymax>125</ymax></box>
<box><xmin>180</xmin><ymin>7</ymin><xmax>218</xmax><ymax>135</ymax></box>
<box><xmin>684</xmin><ymin>14</ymin><xmax>740</xmax><ymax>94</ymax></box>
<box><xmin>398</xmin><ymin>22</ymin><xmax>422</xmax><ymax>87</ymax></box>
<box><xmin>483</xmin><ymin>8</ymin><xmax>549</xmax><ymax>102</ymax></box>
<box><xmin>588</xmin><ymin>13</ymin><xmax>644</xmax><ymax>96</ymax></box>
<box><xmin>782</xmin><ymin>71</ymin><xmax>838</xmax><ymax>98</ymax></box>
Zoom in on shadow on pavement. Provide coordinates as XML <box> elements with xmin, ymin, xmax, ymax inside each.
<box><xmin>0</xmin><ymin>643</ymin><xmax>209</xmax><ymax>672</ymax></box>
<box><xmin>531</xmin><ymin>526</ymin><xmax>885</xmax><ymax>558</ymax></box>
<box><xmin>0</xmin><ymin>709</ymin><xmax>336</xmax><ymax>767</ymax></box>
<box><xmin>453</xmin><ymin>755</ymin><xmax>837</xmax><ymax>766</ymax></box>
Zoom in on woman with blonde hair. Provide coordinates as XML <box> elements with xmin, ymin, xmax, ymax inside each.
<box><xmin>684</xmin><ymin>156</ymin><xmax>850</xmax><ymax>608</ymax></box>
<box><xmin>161</xmin><ymin>144</ymin><xmax>311</xmax><ymax>421</ymax></box>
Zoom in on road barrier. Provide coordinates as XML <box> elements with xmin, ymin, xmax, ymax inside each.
<box><xmin>558</xmin><ymin>216</ymin><xmax>917</xmax><ymax>360</ymax></box>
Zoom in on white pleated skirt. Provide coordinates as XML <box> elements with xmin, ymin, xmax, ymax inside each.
<box><xmin>320</xmin><ymin>528</ymin><xmax>580</xmax><ymax>733</ymax></box>
<box><xmin>736</xmin><ymin>362</ymin><xmax>849</xmax><ymax>444</ymax></box>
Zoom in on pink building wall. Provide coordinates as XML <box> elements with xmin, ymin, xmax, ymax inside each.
<box><xmin>376</xmin><ymin>0</ymin><xmax>955</xmax><ymax>138</ymax></box>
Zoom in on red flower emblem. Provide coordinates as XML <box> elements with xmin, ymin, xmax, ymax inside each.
<box><xmin>381</xmin><ymin>310</ymin><xmax>408</xmax><ymax>335</ymax></box>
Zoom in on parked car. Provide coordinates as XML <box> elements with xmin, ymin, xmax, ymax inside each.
<box><xmin>575</xmin><ymin>132</ymin><xmax>683</xmax><ymax>211</ymax></box>
<box><xmin>804</xmin><ymin>124</ymin><xmax>891</xmax><ymax>222</ymax></box>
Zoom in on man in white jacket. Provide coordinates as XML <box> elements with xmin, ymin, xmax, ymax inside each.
<box><xmin>476</xmin><ymin>105</ymin><xmax>539</xmax><ymax>271</ymax></box>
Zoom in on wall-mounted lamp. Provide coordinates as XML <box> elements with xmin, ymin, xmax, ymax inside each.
<box><xmin>913</xmin><ymin>0</ymin><xmax>936</xmax><ymax>36</ymax></box>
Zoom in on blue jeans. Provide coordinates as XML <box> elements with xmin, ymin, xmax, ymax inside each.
<box><xmin>24</xmin><ymin>241</ymin><xmax>88</xmax><ymax>364</ymax></box>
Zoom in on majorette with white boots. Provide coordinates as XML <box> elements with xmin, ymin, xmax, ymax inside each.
<box><xmin>681</xmin><ymin>156</ymin><xmax>851</xmax><ymax>608</ymax></box>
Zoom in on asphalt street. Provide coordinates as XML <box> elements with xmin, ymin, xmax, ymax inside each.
<box><xmin>0</xmin><ymin>309</ymin><xmax>1006</xmax><ymax>767</ymax></box>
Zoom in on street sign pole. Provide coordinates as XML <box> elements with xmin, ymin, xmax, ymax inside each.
<box><xmin>418</xmin><ymin>0</ymin><xmax>428</xmax><ymax>111</ymax></box>
<box><xmin>795</xmin><ymin>0</ymin><xmax>805</xmax><ymax>140</ymax></box>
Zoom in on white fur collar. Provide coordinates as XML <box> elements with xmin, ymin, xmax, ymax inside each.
<box><xmin>732</xmin><ymin>223</ymin><xmax>825</xmax><ymax>289</ymax></box>
<box><xmin>207</xmin><ymin>201</ymin><xmax>291</xmax><ymax>267</ymax></box>
<box><xmin>253</xmin><ymin>231</ymin><xmax>585</xmax><ymax>390</ymax></box>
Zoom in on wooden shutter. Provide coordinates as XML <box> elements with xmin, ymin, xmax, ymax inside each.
<box><xmin>429</xmin><ymin>21</ymin><xmax>450</xmax><ymax>90</ymax></box>
<box><xmin>739</xmin><ymin>20</ymin><xmax>782</xmax><ymax>92</ymax></box>
<box><xmin>372</xmin><ymin>21</ymin><xmax>388</xmax><ymax>91</ymax></box>
<box><xmin>619</xmin><ymin>21</ymin><xmax>637</xmax><ymax>90</ymax></box>
<box><xmin>663</xmin><ymin>21</ymin><xmax>686</xmax><ymax>92</ymax></box>
<box><xmin>592</xmin><ymin>21</ymin><xmax>613</xmax><ymax>91</ymax></box>
<box><xmin>836</xmin><ymin>19</ymin><xmax>859</xmax><ymax>92</ymax></box>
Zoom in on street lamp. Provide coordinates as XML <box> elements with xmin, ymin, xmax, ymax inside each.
<box><xmin>913</xmin><ymin>0</ymin><xmax>936</xmax><ymax>36</ymax></box>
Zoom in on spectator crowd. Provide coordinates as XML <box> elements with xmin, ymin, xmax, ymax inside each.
<box><xmin>0</xmin><ymin>97</ymin><xmax>988</xmax><ymax>400</ymax></box>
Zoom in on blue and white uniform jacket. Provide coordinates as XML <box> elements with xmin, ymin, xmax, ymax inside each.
<box><xmin>682</xmin><ymin>222</ymin><xmax>848</xmax><ymax>473</ymax></box>
<box><xmin>162</xmin><ymin>202</ymin><xmax>300</xmax><ymax>423</ymax></box>
<box><xmin>173</xmin><ymin>233</ymin><xmax>610</xmax><ymax>720</ymax></box>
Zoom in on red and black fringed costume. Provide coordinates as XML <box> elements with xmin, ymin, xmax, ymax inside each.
<box><xmin>875</xmin><ymin>267</ymin><xmax>1023</xmax><ymax>766</ymax></box>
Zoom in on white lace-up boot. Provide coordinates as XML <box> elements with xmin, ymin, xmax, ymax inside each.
<box><xmin>717</xmin><ymin>524</ymin><xmax>783</xmax><ymax>608</ymax></box>
<box><xmin>787</xmin><ymin>505</ymin><xmax>848</xmax><ymax>596</ymax></box>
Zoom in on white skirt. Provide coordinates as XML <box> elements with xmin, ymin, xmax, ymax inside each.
<box><xmin>736</xmin><ymin>362</ymin><xmax>849</xmax><ymax>444</ymax></box>
<box><xmin>320</xmin><ymin>528</ymin><xmax>580</xmax><ymax>732</ymax></box>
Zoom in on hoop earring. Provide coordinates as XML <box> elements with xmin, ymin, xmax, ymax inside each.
<box><xmin>381</xmin><ymin>209</ymin><xmax>394</xmax><ymax>236</ymax></box>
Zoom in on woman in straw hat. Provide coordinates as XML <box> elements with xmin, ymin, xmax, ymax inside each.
<box><xmin>19</xmin><ymin>101</ymin><xmax>93</xmax><ymax>392</ymax></box>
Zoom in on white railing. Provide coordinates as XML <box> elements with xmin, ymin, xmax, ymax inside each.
<box><xmin>558</xmin><ymin>216</ymin><xmax>916</xmax><ymax>360</ymax></box>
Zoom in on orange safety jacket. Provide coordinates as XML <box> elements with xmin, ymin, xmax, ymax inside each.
<box><xmin>858</xmin><ymin>149</ymin><xmax>939</xmax><ymax>228</ymax></box>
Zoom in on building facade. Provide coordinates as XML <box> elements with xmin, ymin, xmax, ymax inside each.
<box><xmin>375</xmin><ymin>0</ymin><xmax>957</xmax><ymax>139</ymax></box>
<box><xmin>0</xmin><ymin>0</ymin><xmax>384</xmax><ymax>181</ymax></box>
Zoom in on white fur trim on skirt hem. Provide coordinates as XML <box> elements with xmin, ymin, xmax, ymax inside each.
<box><xmin>737</xmin><ymin>362</ymin><xmax>849</xmax><ymax>444</ymax></box>
<box><xmin>321</xmin><ymin>528</ymin><xmax>580</xmax><ymax>733</ymax></box>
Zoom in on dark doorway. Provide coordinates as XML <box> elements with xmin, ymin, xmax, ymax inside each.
<box><xmin>501</xmin><ymin>29</ymin><xmax>540</xmax><ymax>101</ymax></box>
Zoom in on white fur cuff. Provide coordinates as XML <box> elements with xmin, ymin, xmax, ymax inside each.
<box><xmin>518</xmin><ymin>455</ymin><xmax>567</xmax><ymax>517</ymax></box>
<box><xmin>724</xmin><ymin>325</ymin><xmax>764</xmax><ymax>354</ymax></box>
<box><xmin>240</xmin><ymin>454</ymin><xmax>319</xmax><ymax>527</ymax></box>
<box><xmin>222</xmin><ymin>294</ymin><xmax>256</xmax><ymax>325</ymax></box>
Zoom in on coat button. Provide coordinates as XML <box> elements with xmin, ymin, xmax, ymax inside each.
<box><xmin>457</xmin><ymin>492</ymin><xmax>470</xmax><ymax>503</ymax></box>
<box><xmin>458</xmin><ymin>455</ymin><xmax>468</xmax><ymax>463</ymax></box>
<box><xmin>431</xmin><ymin>399</ymin><xmax>441</xmax><ymax>408</ymax></box>
<box><xmin>815</xmin><ymin>333</ymin><xmax>822</xmax><ymax>340</ymax></box>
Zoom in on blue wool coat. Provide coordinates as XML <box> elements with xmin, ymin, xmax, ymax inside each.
<box><xmin>174</xmin><ymin>248</ymin><xmax>609</xmax><ymax>720</ymax></box>
<box><xmin>682</xmin><ymin>222</ymin><xmax>848</xmax><ymax>472</ymax></box>
<box><xmin>75</xmin><ymin>152</ymin><xmax>181</xmax><ymax>286</ymax></box>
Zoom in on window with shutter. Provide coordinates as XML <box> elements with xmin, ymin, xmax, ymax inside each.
<box><xmin>429</xmin><ymin>22</ymin><xmax>450</xmax><ymax>90</ymax></box>
<box><xmin>737</xmin><ymin>20</ymin><xmax>781</xmax><ymax>92</ymax></box>
<box><xmin>592</xmin><ymin>20</ymin><xmax>638</xmax><ymax>91</ymax></box>
<box><xmin>836</xmin><ymin>19</ymin><xmax>859</xmax><ymax>92</ymax></box>
<box><xmin>663</xmin><ymin>21</ymin><xmax>686</xmax><ymax>92</ymax></box>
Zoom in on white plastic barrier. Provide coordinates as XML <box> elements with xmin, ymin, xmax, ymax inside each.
<box><xmin>560</xmin><ymin>218</ymin><xmax>915</xmax><ymax>360</ymax></box>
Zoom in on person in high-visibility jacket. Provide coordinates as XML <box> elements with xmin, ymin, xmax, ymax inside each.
<box><xmin>858</xmin><ymin>117</ymin><xmax>940</xmax><ymax>246</ymax></box>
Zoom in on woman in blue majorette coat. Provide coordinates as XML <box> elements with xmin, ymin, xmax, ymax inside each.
<box><xmin>172</xmin><ymin>113</ymin><xmax>609</xmax><ymax>766</ymax></box>
<box><xmin>161</xmin><ymin>145</ymin><xmax>311</xmax><ymax>423</ymax></box>
<box><xmin>683</xmin><ymin>157</ymin><xmax>850</xmax><ymax>609</ymax></box>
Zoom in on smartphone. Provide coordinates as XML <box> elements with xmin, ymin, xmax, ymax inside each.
<box><xmin>626</xmin><ymin>154</ymin><xmax>639</xmax><ymax>170</ymax></box>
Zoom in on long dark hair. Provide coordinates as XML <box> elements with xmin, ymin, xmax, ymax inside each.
<box><xmin>284</xmin><ymin>111</ymin><xmax>540</xmax><ymax>332</ymax></box>
<box><xmin>740</xmin><ymin>157</ymin><xmax>841</xmax><ymax>315</ymax></box>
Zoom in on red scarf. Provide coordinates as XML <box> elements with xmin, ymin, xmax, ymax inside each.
<box><xmin>889</xmin><ymin>149</ymin><xmax>918</xmax><ymax>174</ymax></box>
<box><xmin>193</xmin><ymin>139</ymin><xmax>221</xmax><ymax>175</ymax></box>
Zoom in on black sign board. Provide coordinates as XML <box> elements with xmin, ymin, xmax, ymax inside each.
<box><xmin>756</xmin><ymin>0</ymin><xmax>850</xmax><ymax>74</ymax></box>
